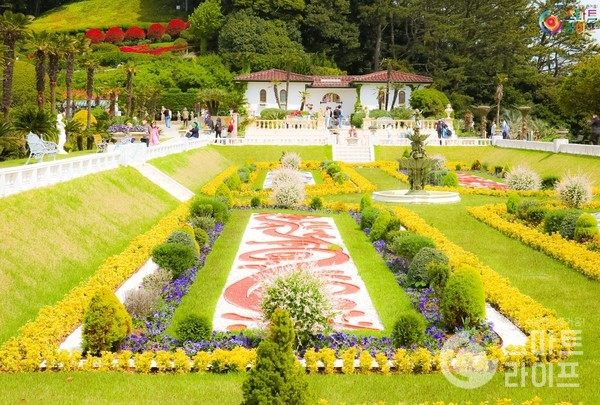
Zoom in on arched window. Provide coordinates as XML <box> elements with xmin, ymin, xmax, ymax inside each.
<box><xmin>280</xmin><ymin>89</ymin><xmax>287</xmax><ymax>104</ymax></box>
<box><xmin>259</xmin><ymin>89</ymin><xmax>267</xmax><ymax>104</ymax></box>
<box><xmin>398</xmin><ymin>91</ymin><xmax>406</xmax><ymax>105</ymax></box>
<box><xmin>321</xmin><ymin>93</ymin><xmax>341</xmax><ymax>103</ymax></box>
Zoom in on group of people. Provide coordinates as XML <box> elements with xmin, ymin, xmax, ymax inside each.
<box><xmin>435</xmin><ymin>117</ymin><xmax>453</xmax><ymax>144</ymax></box>
<box><xmin>324</xmin><ymin>105</ymin><xmax>344</xmax><ymax>129</ymax></box>
<box><xmin>185</xmin><ymin>113</ymin><xmax>236</xmax><ymax>143</ymax></box>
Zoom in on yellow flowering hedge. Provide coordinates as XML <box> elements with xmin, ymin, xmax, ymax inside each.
<box><xmin>318</xmin><ymin>397</ymin><xmax>572</xmax><ymax>405</ymax></box>
<box><xmin>201</xmin><ymin>161</ymin><xmax>377</xmax><ymax>199</ymax></box>
<box><xmin>468</xmin><ymin>204</ymin><xmax>600</xmax><ymax>281</ymax></box>
<box><xmin>385</xmin><ymin>205</ymin><xmax>573</xmax><ymax>360</ymax></box>
<box><xmin>0</xmin><ymin>203</ymin><xmax>189</xmax><ymax>373</ymax></box>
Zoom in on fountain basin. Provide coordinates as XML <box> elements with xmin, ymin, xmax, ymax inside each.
<box><xmin>372</xmin><ymin>190</ymin><xmax>461</xmax><ymax>204</ymax></box>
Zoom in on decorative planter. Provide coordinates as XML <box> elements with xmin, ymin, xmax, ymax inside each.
<box><xmin>347</xmin><ymin>137</ymin><xmax>359</xmax><ymax>145</ymax></box>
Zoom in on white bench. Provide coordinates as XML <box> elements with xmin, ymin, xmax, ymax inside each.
<box><xmin>25</xmin><ymin>132</ymin><xmax>58</xmax><ymax>165</ymax></box>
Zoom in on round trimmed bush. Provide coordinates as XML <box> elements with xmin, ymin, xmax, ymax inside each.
<box><xmin>125</xmin><ymin>26</ymin><xmax>146</xmax><ymax>41</ymax></box>
<box><xmin>543</xmin><ymin>209</ymin><xmax>572</xmax><ymax>234</ymax></box>
<box><xmin>123</xmin><ymin>287</ymin><xmax>161</xmax><ymax>318</ymax></box>
<box><xmin>215</xmin><ymin>183</ymin><xmax>234</xmax><ymax>208</ymax></box>
<box><xmin>389</xmin><ymin>233</ymin><xmax>436</xmax><ymax>260</ymax></box>
<box><xmin>407</xmin><ymin>248</ymin><xmax>449</xmax><ymax>287</ymax></box>
<box><xmin>427</xmin><ymin>170</ymin><xmax>448</xmax><ymax>186</ymax></box>
<box><xmin>167</xmin><ymin>18</ymin><xmax>187</xmax><ymax>37</ymax></box>
<box><xmin>370</xmin><ymin>210</ymin><xmax>392</xmax><ymax>241</ymax></box>
<box><xmin>559</xmin><ymin>213</ymin><xmax>581</xmax><ymax>240</ymax></box>
<box><xmin>85</xmin><ymin>28</ymin><xmax>105</xmax><ymax>44</ymax></box>
<box><xmin>194</xmin><ymin>227</ymin><xmax>209</xmax><ymax>247</ymax></box>
<box><xmin>176</xmin><ymin>314</ymin><xmax>211</xmax><ymax>342</ymax></box>
<box><xmin>506</xmin><ymin>193</ymin><xmax>521</xmax><ymax>214</ymax></box>
<box><xmin>442</xmin><ymin>171</ymin><xmax>459</xmax><ymax>187</ymax></box>
<box><xmin>105</xmin><ymin>27</ymin><xmax>125</xmax><ymax>44</ymax></box>
<box><xmin>360</xmin><ymin>207</ymin><xmax>380</xmax><ymax>230</ymax></box>
<box><xmin>250</xmin><ymin>196</ymin><xmax>261</xmax><ymax>208</ymax></box>
<box><xmin>82</xmin><ymin>286</ymin><xmax>132</xmax><ymax>356</ymax></box>
<box><xmin>161</xmin><ymin>33</ymin><xmax>172</xmax><ymax>42</ymax></box>
<box><xmin>391</xmin><ymin>311</ymin><xmax>426</xmax><ymax>348</ymax></box>
<box><xmin>152</xmin><ymin>242</ymin><xmax>198</xmax><ymax>278</ymax></box>
<box><xmin>384</xmin><ymin>229</ymin><xmax>409</xmax><ymax>244</ymax></box>
<box><xmin>166</xmin><ymin>230</ymin><xmax>197</xmax><ymax>252</ymax></box>
<box><xmin>189</xmin><ymin>196</ymin><xmax>230</xmax><ymax>223</ymax></box>
<box><xmin>147</xmin><ymin>23</ymin><xmax>166</xmax><ymax>40</ymax></box>
<box><xmin>441</xmin><ymin>266</ymin><xmax>486</xmax><ymax>330</ymax></box>
<box><xmin>517</xmin><ymin>200</ymin><xmax>547</xmax><ymax>226</ymax></box>
<box><xmin>425</xmin><ymin>262</ymin><xmax>451</xmax><ymax>296</ymax></box>
<box><xmin>359</xmin><ymin>193</ymin><xmax>372</xmax><ymax>212</ymax></box>
<box><xmin>574</xmin><ymin>214</ymin><xmax>598</xmax><ymax>242</ymax></box>
<box><xmin>189</xmin><ymin>215</ymin><xmax>216</xmax><ymax>232</ymax></box>
<box><xmin>309</xmin><ymin>196</ymin><xmax>323</xmax><ymax>210</ymax></box>
<box><xmin>541</xmin><ymin>175</ymin><xmax>560</xmax><ymax>190</ymax></box>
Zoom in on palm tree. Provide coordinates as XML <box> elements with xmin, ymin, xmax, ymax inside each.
<box><xmin>64</xmin><ymin>34</ymin><xmax>89</xmax><ymax>121</ymax></box>
<box><xmin>29</xmin><ymin>30</ymin><xmax>51</xmax><ymax>113</ymax></box>
<box><xmin>271</xmin><ymin>80</ymin><xmax>281</xmax><ymax>109</ymax></box>
<box><xmin>123</xmin><ymin>63</ymin><xmax>137</xmax><ymax>118</ymax></box>
<box><xmin>47</xmin><ymin>33</ymin><xmax>69</xmax><ymax>115</ymax></box>
<box><xmin>389</xmin><ymin>82</ymin><xmax>404</xmax><ymax>110</ymax></box>
<box><xmin>376</xmin><ymin>86</ymin><xmax>386</xmax><ymax>110</ymax></box>
<box><xmin>298</xmin><ymin>91</ymin><xmax>309</xmax><ymax>111</ymax></box>
<box><xmin>80</xmin><ymin>56</ymin><xmax>99</xmax><ymax>129</ymax></box>
<box><xmin>0</xmin><ymin>11</ymin><xmax>34</xmax><ymax>121</ymax></box>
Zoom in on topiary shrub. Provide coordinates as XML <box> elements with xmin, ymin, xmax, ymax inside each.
<box><xmin>167</xmin><ymin>18</ymin><xmax>187</xmax><ymax>37</ymax></box>
<box><xmin>391</xmin><ymin>311</ymin><xmax>426</xmax><ymax>348</ymax></box>
<box><xmin>556</xmin><ymin>172</ymin><xmax>593</xmax><ymax>208</ymax></box>
<box><xmin>384</xmin><ymin>229</ymin><xmax>408</xmax><ymax>244</ymax></box>
<box><xmin>173</xmin><ymin>37</ymin><xmax>187</xmax><ymax>48</ymax></box>
<box><xmin>574</xmin><ymin>214</ymin><xmax>598</xmax><ymax>242</ymax></box>
<box><xmin>189</xmin><ymin>196</ymin><xmax>230</xmax><ymax>223</ymax></box>
<box><xmin>441</xmin><ymin>266</ymin><xmax>485</xmax><ymax>330</ymax></box>
<box><xmin>105</xmin><ymin>27</ymin><xmax>125</xmax><ymax>44</ymax></box>
<box><xmin>559</xmin><ymin>212</ymin><xmax>581</xmax><ymax>240</ymax></box>
<box><xmin>543</xmin><ymin>210</ymin><xmax>573</xmax><ymax>234</ymax></box>
<box><xmin>506</xmin><ymin>165</ymin><xmax>541</xmax><ymax>190</ymax></box>
<box><xmin>409</xmin><ymin>88</ymin><xmax>450</xmax><ymax>117</ymax></box>
<box><xmin>194</xmin><ymin>227</ymin><xmax>209</xmax><ymax>247</ymax></box>
<box><xmin>238</xmin><ymin>167</ymin><xmax>251</xmax><ymax>183</ymax></box>
<box><xmin>215</xmin><ymin>183</ymin><xmax>234</xmax><ymax>208</ymax></box>
<box><xmin>147</xmin><ymin>23</ymin><xmax>166</xmax><ymax>40</ymax></box>
<box><xmin>360</xmin><ymin>207</ymin><xmax>380</xmax><ymax>230</ymax></box>
<box><xmin>125</xmin><ymin>26</ymin><xmax>146</xmax><ymax>41</ymax></box>
<box><xmin>85</xmin><ymin>28</ymin><xmax>105</xmax><ymax>44</ymax></box>
<box><xmin>259</xmin><ymin>108</ymin><xmax>287</xmax><ymax>120</ymax></box>
<box><xmin>250</xmin><ymin>196</ymin><xmax>261</xmax><ymax>208</ymax></box>
<box><xmin>242</xmin><ymin>309</ymin><xmax>311</xmax><ymax>404</ymax></box>
<box><xmin>176</xmin><ymin>314</ymin><xmax>211</xmax><ymax>342</ymax></box>
<box><xmin>541</xmin><ymin>175</ymin><xmax>560</xmax><ymax>190</ymax></box>
<box><xmin>442</xmin><ymin>171</ymin><xmax>459</xmax><ymax>187</ymax></box>
<box><xmin>166</xmin><ymin>230</ymin><xmax>197</xmax><ymax>251</ymax></box>
<box><xmin>225</xmin><ymin>172</ymin><xmax>242</xmax><ymax>191</ymax></box>
<box><xmin>359</xmin><ymin>193</ymin><xmax>373</xmax><ymax>212</ymax></box>
<box><xmin>389</xmin><ymin>233</ymin><xmax>436</xmax><ymax>260</ymax></box>
<box><xmin>370</xmin><ymin>210</ymin><xmax>392</xmax><ymax>241</ymax></box>
<box><xmin>189</xmin><ymin>215</ymin><xmax>217</xmax><ymax>231</ymax></box>
<box><xmin>82</xmin><ymin>286</ymin><xmax>132</xmax><ymax>356</ymax></box>
<box><xmin>309</xmin><ymin>196</ymin><xmax>323</xmax><ymax>210</ymax></box>
<box><xmin>506</xmin><ymin>193</ymin><xmax>521</xmax><ymax>214</ymax></box>
<box><xmin>425</xmin><ymin>262</ymin><xmax>451</xmax><ymax>297</ymax></box>
<box><xmin>161</xmin><ymin>33</ymin><xmax>172</xmax><ymax>42</ymax></box>
<box><xmin>407</xmin><ymin>248</ymin><xmax>449</xmax><ymax>287</ymax></box>
<box><xmin>350</xmin><ymin>111</ymin><xmax>366</xmax><ymax>128</ymax></box>
<box><xmin>516</xmin><ymin>200</ymin><xmax>547</xmax><ymax>226</ymax></box>
<box><xmin>152</xmin><ymin>242</ymin><xmax>198</xmax><ymax>278</ymax></box>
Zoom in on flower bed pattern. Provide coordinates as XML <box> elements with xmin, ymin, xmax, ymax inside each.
<box><xmin>213</xmin><ymin>213</ymin><xmax>383</xmax><ymax>331</ymax></box>
<box><xmin>468</xmin><ymin>204</ymin><xmax>600</xmax><ymax>281</ymax></box>
<box><xmin>456</xmin><ymin>172</ymin><xmax>508</xmax><ymax>190</ymax></box>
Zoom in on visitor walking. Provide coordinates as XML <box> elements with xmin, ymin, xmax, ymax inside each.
<box><xmin>163</xmin><ymin>108</ymin><xmax>171</xmax><ymax>128</ymax></box>
<box><xmin>501</xmin><ymin>119</ymin><xmax>509</xmax><ymax>139</ymax></box>
<box><xmin>325</xmin><ymin>107</ymin><xmax>332</xmax><ymax>128</ymax></box>
<box><xmin>149</xmin><ymin>122</ymin><xmax>160</xmax><ymax>146</ymax></box>
<box><xmin>215</xmin><ymin>117</ymin><xmax>223</xmax><ymax>143</ymax></box>
<box><xmin>490</xmin><ymin>121</ymin><xmax>497</xmax><ymax>138</ymax></box>
<box><xmin>589</xmin><ymin>114</ymin><xmax>600</xmax><ymax>145</ymax></box>
<box><xmin>206</xmin><ymin>115</ymin><xmax>214</xmax><ymax>136</ymax></box>
<box><xmin>182</xmin><ymin>107</ymin><xmax>189</xmax><ymax>127</ymax></box>
<box><xmin>333</xmin><ymin>106</ymin><xmax>341</xmax><ymax>128</ymax></box>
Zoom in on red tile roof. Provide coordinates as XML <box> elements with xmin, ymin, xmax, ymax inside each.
<box><xmin>353</xmin><ymin>70</ymin><xmax>433</xmax><ymax>83</ymax></box>
<box><xmin>234</xmin><ymin>69</ymin><xmax>433</xmax><ymax>87</ymax></box>
<box><xmin>234</xmin><ymin>68</ymin><xmax>314</xmax><ymax>82</ymax></box>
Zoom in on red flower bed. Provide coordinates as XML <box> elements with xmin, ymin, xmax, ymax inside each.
<box><xmin>85</xmin><ymin>28</ymin><xmax>105</xmax><ymax>44</ymax></box>
<box><xmin>105</xmin><ymin>27</ymin><xmax>125</xmax><ymax>44</ymax></box>
<box><xmin>166</xmin><ymin>19</ymin><xmax>186</xmax><ymax>37</ymax></box>
<box><xmin>125</xmin><ymin>26</ymin><xmax>146</xmax><ymax>41</ymax></box>
<box><xmin>119</xmin><ymin>44</ymin><xmax>176</xmax><ymax>55</ymax></box>
<box><xmin>147</xmin><ymin>23</ymin><xmax>165</xmax><ymax>40</ymax></box>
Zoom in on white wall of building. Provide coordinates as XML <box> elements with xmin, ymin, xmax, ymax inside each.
<box><xmin>246</xmin><ymin>82</ymin><xmax>309</xmax><ymax>116</ymax></box>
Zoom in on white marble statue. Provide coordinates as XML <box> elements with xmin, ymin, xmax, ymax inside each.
<box><xmin>56</xmin><ymin>112</ymin><xmax>68</xmax><ymax>154</ymax></box>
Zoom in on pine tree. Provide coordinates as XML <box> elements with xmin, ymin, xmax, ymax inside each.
<box><xmin>242</xmin><ymin>309</ymin><xmax>311</xmax><ymax>405</ymax></box>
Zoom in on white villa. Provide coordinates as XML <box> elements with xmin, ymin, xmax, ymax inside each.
<box><xmin>234</xmin><ymin>69</ymin><xmax>434</xmax><ymax>119</ymax></box>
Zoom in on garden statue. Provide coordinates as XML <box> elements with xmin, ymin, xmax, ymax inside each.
<box><xmin>398</xmin><ymin>111</ymin><xmax>432</xmax><ymax>192</ymax></box>
<box><xmin>56</xmin><ymin>112</ymin><xmax>68</xmax><ymax>154</ymax></box>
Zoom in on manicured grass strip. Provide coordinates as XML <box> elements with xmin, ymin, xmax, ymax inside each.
<box><xmin>0</xmin><ymin>167</ymin><xmax>178</xmax><ymax>345</ymax></box>
<box><xmin>168</xmin><ymin>210</ymin><xmax>251</xmax><ymax>334</ymax></box>
<box><xmin>253</xmin><ymin>170</ymin><xmax>268</xmax><ymax>190</ymax></box>
<box><xmin>354</xmin><ymin>167</ymin><xmax>408</xmax><ymax>191</ymax></box>
<box><xmin>334</xmin><ymin>213</ymin><xmax>413</xmax><ymax>332</ymax></box>
<box><xmin>211</xmin><ymin>145</ymin><xmax>332</xmax><ymax>164</ymax></box>
<box><xmin>311</xmin><ymin>170</ymin><xmax>324</xmax><ymax>184</ymax></box>
<box><xmin>375</xmin><ymin>145</ymin><xmax>600</xmax><ymax>179</ymax></box>
<box><xmin>469</xmin><ymin>204</ymin><xmax>600</xmax><ymax>281</ymax></box>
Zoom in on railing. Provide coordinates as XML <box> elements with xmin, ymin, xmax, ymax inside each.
<box><xmin>213</xmin><ymin>135</ymin><xmax>330</xmax><ymax>146</ymax></box>
<box><xmin>250</xmin><ymin>119</ymin><xmax>320</xmax><ymax>130</ymax></box>
<box><xmin>146</xmin><ymin>138</ymin><xmax>209</xmax><ymax>160</ymax></box>
<box><xmin>0</xmin><ymin>152</ymin><xmax>122</xmax><ymax>198</ymax></box>
<box><xmin>494</xmin><ymin>138</ymin><xmax>600</xmax><ymax>157</ymax></box>
<box><xmin>363</xmin><ymin>118</ymin><xmax>438</xmax><ymax>131</ymax></box>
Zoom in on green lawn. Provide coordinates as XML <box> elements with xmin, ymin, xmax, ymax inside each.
<box><xmin>0</xmin><ymin>167</ymin><xmax>178</xmax><ymax>344</ymax></box>
<box><xmin>30</xmin><ymin>0</ymin><xmax>185</xmax><ymax>32</ymax></box>
<box><xmin>376</xmin><ymin>145</ymin><xmax>600</xmax><ymax>179</ymax></box>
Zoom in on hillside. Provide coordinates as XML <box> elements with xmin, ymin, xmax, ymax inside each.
<box><xmin>29</xmin><ymin>0</ymin><xmax>186</xmax><ymax>32</ymax></box>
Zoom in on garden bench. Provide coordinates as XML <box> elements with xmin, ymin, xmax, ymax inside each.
<box><xmin>25</xmin><ymin>132</ymin><xmax>58</xmax><ymax>165</ymax></box>
<box><xmin>93</xmin><ymin>134</ymin><xmax>108</xmax><ymax>153</ymax></box>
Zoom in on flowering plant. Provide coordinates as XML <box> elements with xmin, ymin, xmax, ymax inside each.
<box><xmin>107</xmin><ymin>124</ymin><xmax>129</xmax><ymax>133</ymax></box>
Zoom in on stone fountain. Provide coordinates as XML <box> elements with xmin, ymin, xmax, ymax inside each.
<box><xmin>371</xmin><ymin>117</ymin><xmax>460</xmax><ymax>204</ymax></box>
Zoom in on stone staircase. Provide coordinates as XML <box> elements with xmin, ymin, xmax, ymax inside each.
<box><xmin>135</xmin><ymin>163</ymin><xmax>195</xmax><ymax>202</ymax></box>
<box><xmin>334</xmin><ymin>145</ymin><xmax>373</xmax><ymax>163</ymax></box>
